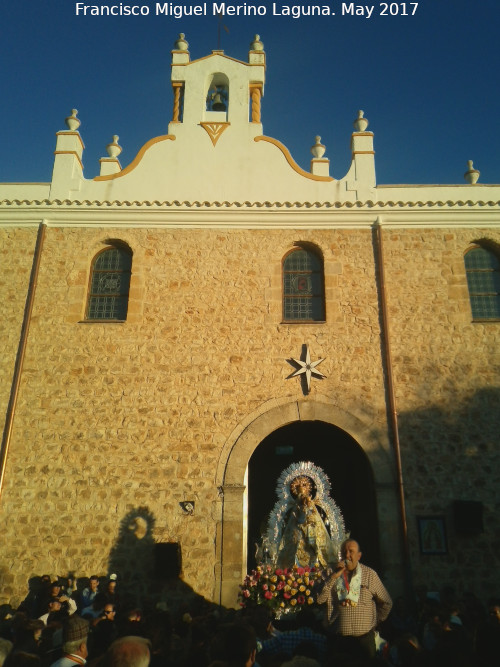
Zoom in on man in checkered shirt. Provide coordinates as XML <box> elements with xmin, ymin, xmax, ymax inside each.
<box><xmin>317</xmin><ymin>539</ymin><xmax>392</xmax><ymax>661</ymax></box>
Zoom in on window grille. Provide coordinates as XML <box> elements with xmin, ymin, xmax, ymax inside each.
<box><xmin>464</xmin><ymin>246</ymin><xmax>500</xmax><ymax>320</ymax></box>
<box><xmin>283</xmin><ymin>248</ymin><xmax>325</xmax><ymax>321</ymax></box>
<box><xmin>87</xmin><ymin>247</ymin><xmax>132</xmax><ymax>320</ymax></box>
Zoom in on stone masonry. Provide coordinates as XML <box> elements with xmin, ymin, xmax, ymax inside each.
<box><xmin>0</xmin><ymin>224</ymin><xmax>499</xmax><ymax>606</ymax></box>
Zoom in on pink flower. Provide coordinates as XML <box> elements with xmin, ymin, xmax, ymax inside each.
<box><xmin>262</xmin><ymin>584</ymin><xmax>268</xmax><ymax>591</ymax></box>
<box><xmin>297</xmin><ymin>595</ymin><xmax>306</xmax><ymax>604</ymax></box>
<box><xmin>283</xmin><ymin>592</ymin><xmax>291</xmax><ymax>599</ymax></box>
<box><xmin>275</xmin><ymin>569</ymin><xmax>283</xmax><ymax>576</ymax></box>
<box><xmin>276</xmin><ymin>581</ymin><xmax>284</xmax><ymax>590</ymax></box>
<box><xmin>264</xmin><ymin>591</ymin><xmax>273</xmax><ymax>600</ymax></box>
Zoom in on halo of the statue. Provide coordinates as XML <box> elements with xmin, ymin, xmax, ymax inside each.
<box><xmin>265</xmin><ymin>461</ymin><xmax>346</xmax><ymax>563</ymax></box>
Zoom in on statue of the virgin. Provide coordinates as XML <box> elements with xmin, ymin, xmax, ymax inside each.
<box><xmin>265</xmin><ymin>461</ymin><xmax>346</xmax><ymax>569</ymax></box>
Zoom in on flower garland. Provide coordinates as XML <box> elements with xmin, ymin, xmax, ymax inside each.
<box><xmin>238</xmin><ymin>564</ymin><xmax>324</xmax><ymax>614</ymax></box>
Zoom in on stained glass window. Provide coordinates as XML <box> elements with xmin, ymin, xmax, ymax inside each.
<box><xmin>87</xmin><ymin>247</ymin><xmax>132</xmax><ymax>321</ymax></box>
<box><xmin>283</xmin><ymin>248</ymin><xmax>325</xmax><ymax>321</ymax></box>
<box><xmin>464</xmin><ymin>246</ymin><xmax>500</xmax><ymax>320</ymax></box>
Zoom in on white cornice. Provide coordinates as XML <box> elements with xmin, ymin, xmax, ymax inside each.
<box><xmin>0</xmin><ymin>199</ymin><xmax>499</xmax><ymax>230</ymax></box>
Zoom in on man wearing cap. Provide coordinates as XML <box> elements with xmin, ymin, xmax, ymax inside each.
<box><xmin>49</xmin><ymin>615</ymin><xmax>89</xmax><ymax>667</ymax></box>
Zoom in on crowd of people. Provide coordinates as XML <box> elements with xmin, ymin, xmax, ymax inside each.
<box><xmin>0</xmin><ymin>560</ymin><xmax>499</xmax><ymax>667</ymax></box>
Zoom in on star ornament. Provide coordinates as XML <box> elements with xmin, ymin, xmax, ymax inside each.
<box><xmin>287</xmin><ymin>345</ymin><xmax>326</xmax><ymax>393</ymax></box>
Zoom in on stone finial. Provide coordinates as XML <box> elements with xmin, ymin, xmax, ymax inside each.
<box><xmin>250</xmin><ymin>34</ymin><xmax>264</xmax><ymax>51</ymax></box>
<box><xmin>311</xmin><ymin>136</ymin><xmax>326</xmax><ymax>159</ymax></box>
<box><xmin>353</xmin><ymin>110</ymin><xmax>369</xmax><ymax>133</ymax></box>
<box><xmin>65</xmin><ymin>109</ymin><xmax>81</xmax><ymax>131</ymax></box>
<box><xmin>174</xmin><ymin>33</ymin><xmax>189</xmax><ymax>51</ymax></box>
<box><xmin>464</xmin><ymin>160</ymin><xmax>480</xmax><ymax>184</ymax></box>
<box><xmin>106</xmin><ymin>135</ymin><xmax>122</xmax><ymax>159</ymax></box>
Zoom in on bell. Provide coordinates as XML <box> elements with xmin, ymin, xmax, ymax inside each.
<box><xmin>212</xmin><ymin>92</ymin><xmax>226</xmax><ymax>111</ymax></box>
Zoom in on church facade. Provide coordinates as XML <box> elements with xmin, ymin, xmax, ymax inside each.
<box><xmin>1</xmin><ymin>34</ymin><xmax>499</xmax><ymax>608</ymax></box>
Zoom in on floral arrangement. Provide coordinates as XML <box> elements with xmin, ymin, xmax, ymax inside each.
<box><xmin>238</xmin><ymin>564</ymin><xmax>324</xmax><ymax>615</ymax></box>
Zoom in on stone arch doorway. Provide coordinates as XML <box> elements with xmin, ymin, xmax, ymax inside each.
<box><xmin>247</xmin><ymin>420</ymin><xmax>381</xmax><ymax>573</ymax></box>
<box><xmin>215</xmin><ymin>397</ymin><xmax>396</xmax><ymax>608</ymax></box>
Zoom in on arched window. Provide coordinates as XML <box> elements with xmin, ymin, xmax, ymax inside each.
<box><xmin>86</xmin><ymin>246</ymin><xmax>132</xmax><ymax>321</ymax></box>
<box><xmin>283</xmin><ymin>247</ymin><xmax>325</xmax><ymax>322</ymax></box>
<box><xmin>464</xmin><ymin>245</ymin><xmax>500</xmax><ymax>320</ymax></box>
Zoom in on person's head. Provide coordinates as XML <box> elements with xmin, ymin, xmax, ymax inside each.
<box><xmin>107</xmin><ymin>580</ymin><xmax>117</xmax><ymax>594</ymax></box>
<box><xmin>105</xmin><ymin>636</ymin><xmax>151</xmax><ymax>667</ymax></box>
<box><xmin>103</xmin><ymin>604</ymin><xmax>116</xmax><ymax>621</ymax></box>
<box><xmin>62</xmin><ymin>638</ymin><xmax>88</xmax><ymax>660</ymax></box>
<box><xmin>49</xmin><ymin>583</ymin><xmax>61</xmax><ymax>598</ymax></box>
<box><xmin>47</xmin><ymin>599</ymin><xmax>62</xmax><ymax>613</ymax></box>
<box><xmin>62</xmin><ymin>615</ymin><xmax>89</xmax><ymax>659</ymax></box>
<box><xmin>210</xmin><ymin>623</ymin><xmax>257</xmax><ymax>667</ymax></box>
<box><xmin>89</xmin><ymin>576</ymin><xmax>99</xmax><ymax>592</ymax></box>
<box><xmin>341</xmin><ymin>539</ymin><xmax>362</xmax><ymax>571</ymax></box>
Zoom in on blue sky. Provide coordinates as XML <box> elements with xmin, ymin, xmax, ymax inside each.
<box><xmin>1</xmin><ymin>0</ymin><xmax>498</xmax><ymax>185</ymax></box>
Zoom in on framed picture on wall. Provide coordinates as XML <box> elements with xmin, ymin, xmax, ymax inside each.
<box><xmin>417</xmin><ymin>516</ymin><xmax>448</xmax><ymax>555</ymax></box>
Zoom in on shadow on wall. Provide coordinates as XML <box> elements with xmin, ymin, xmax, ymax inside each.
<box><xmin>107</xmin><ymin>507</ymin><xmax>157</xmax><ymax>607</ymax></box>
<box><xmin>397</xmin><ymin>385</ymin><xmax>499</xmax><ymax>504</ymax></box>
<box><xmin>106</xmin><ymin>507</ymin><xmax>216</xmax><ymax>615</ymax></box>
<box><xmin>394</xmin><ymin>386</ymin><xmax>500</xmax><ymax>592</ymax></box>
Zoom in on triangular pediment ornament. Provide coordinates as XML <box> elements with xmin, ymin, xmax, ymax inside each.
<box><xmin>200</xmin><ymin>122</ymin><xmax>230</xmax><ymax>146</ymax></box>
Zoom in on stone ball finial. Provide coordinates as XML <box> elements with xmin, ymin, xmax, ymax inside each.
<box><xmin>353</xmin><ymin>110</ymin><xmax>369</xmax><ymax>133</ymax></box>
<box><xmin>311</xmin><ymin>136</ymin><xmax>326</xmax><ymax>159</ymax></box>
<box><xmin>464</xmin><ymin>160</ymin><xmax>480</xmax><ymax>184</ymax></box>
<box><xmin>250</xmin><ymin>34</ymin><xmax>264</xmax><ymax>51</ymax></box>
<box><xmin>106</xmin><ymin>135</ymin><xmax>122</xmax><ymax>159</ymax></box>
<box><xmin>174</xmin><ymin>33</ymin><xmax>189</xmax><ymax>51</ymax></box>
<box><xmin>65</xmin><ymin>109</ymin><xmax>80</xmax><ymax>131</ymax></box>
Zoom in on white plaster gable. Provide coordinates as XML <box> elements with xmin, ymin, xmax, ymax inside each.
<box><xmin>77</xmin><ymin>131</ymin><xmax>355</xmax><ymax>204</ymax></box>
<box><xmin>44</xmin><ymin>37</ymin><xmax>377</xmax><ymax>205</ymax></box>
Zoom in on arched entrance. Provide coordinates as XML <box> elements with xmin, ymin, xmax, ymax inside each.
<box><xmin>247</xmin><ymin>420</ymin><xmax>381</xmax><ymax>573</ymax></box>
<box><xmin>215</xmin><ymin>397</ymin><xmax>397</xmax><ymax>608</ymax></box>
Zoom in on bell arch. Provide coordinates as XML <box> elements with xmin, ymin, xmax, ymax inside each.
<box><xmin>214</xmin><ymin>396</ymin><xmax>397</xmax><ymax>608</ymax></box>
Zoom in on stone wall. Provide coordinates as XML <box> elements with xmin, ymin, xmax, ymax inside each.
<box><xmin>380</xmin><ymin>228</ymin><xmax>500</xmax><ymax>596</ymax></box>
<box><xmin>0</xmin><ymin>228</ymin><xmax>37</xmax><ymax>438</ymax></box>
<box><xmin>0</xmin><ymin>224</ymin><xmax>498</xmax><ymax>607</ymax></box>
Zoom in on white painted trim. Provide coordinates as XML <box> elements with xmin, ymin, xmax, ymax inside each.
<box><xmin>0</xmin><ymin>204</ymin><xmax>499</xmax><ymax>231</ymax></box>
